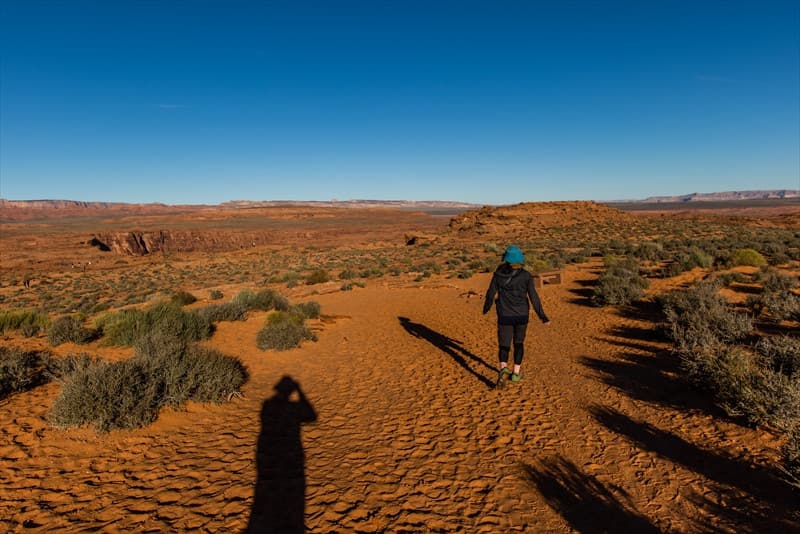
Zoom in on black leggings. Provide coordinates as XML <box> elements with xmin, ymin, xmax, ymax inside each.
<box><xmin>497</xmin><ymin>323</ymin><xmax>528</xmax><ymax>366</ymax></box>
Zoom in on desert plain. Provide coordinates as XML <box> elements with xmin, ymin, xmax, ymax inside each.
<box><xmin>1</xmin><ymin>199</ymin><xmax>799</xmax><ymax>532</ymax></box>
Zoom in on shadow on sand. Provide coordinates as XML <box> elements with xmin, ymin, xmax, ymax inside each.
<box><xmin>523</xmin><ymin>455</ymin><xmax>660</xmax><ymax>533</ymax></box>
<box><xmin>246</xmin><ymin>376</ymin><xmax>317</xmax><ymax>534</ymax></box>
<box><xmin>398</xmin><ymin>316</ymin><xmax>495</xmax><ymax>389</ymax></box>
<box><xmin>590</xmin><ymin>405</ymin><xmax>800</xmax><ymax>532</ymax></box>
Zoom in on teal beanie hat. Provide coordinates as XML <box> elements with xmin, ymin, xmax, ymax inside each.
<box><xmin>502</xmin><ymin>245</ymin><xmax>525</xmax><ymax>264</ymax></box>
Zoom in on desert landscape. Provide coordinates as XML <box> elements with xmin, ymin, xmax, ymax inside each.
<box><xmin>1</xmin><ymin>198</ymin><xmax>798</xmax><ymax>532</ymax></box>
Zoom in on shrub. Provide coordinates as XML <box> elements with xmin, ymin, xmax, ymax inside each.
<box><xmin>209</xmin><ymin>289</ymin><xmax>224</xmax><ymax>300</ymax></box>
<box><xmin>97</xmin><ymin>302</ymin><xmax>212</xmax><ymax>346</ymax></box>
<box><xmin>761</xmin><ymin>271</ymin><xmax>797</xmax><ymax>294</ymax></box>
<box><xmin>338</xmin><ymin>269</ymin><xmax>357</xmax><ymax>280</ymax></box>
<box><xmin>660</xmin><ymin>281</ymin><xmax>753</xmax><ymax>353</ymax></box>
<box><xmin>305</xmin><ymin>269</ymin><xmax>330</xmax><ymax>285</ymax></box>
<box><xmin>291</xmin><ymin>301</ymin><xmax>321</xmax><ymax>319</ymax></box>
<box><xmin>256</xmin><ymin>311</ymin><xmax>316</xmax><ymax>351</ymax></box>
<box><xmin>50</xmin><ymin>358</ymin><xmax>163</xmax><ymax>431</ymax></box>
<box><xmin>170</xmin><ymin>290</ymin><xmax>197</xmax><ymax>306</ymax></box>
<box><xmin>0</xmin><ymin>347</ymin><xmax>51</xmax><ymax>399</ymax></box>
<box><xmin>50</xmin><ymin>335</ymin><xmax>247</xmax><ymax>432</ymax></box>
<box><xmin>592</xmin><ymin>258</ymin><xmax>649</xmax><ymax>306</ymax></box>
<box><xmin>693</xmin><ymin>345</ymin><xmax>800</xmax><ymax>428</ymax></box>
<box><xmin>47</xmin><ymin>316</ymin><xmax>94</xmax><ymax>346</ymax></box>
<box><xmin>196</xmin><ymin>301</ymin><xmax>248</xmax><ymax>323</ymax></box>
<box><xmin>0</xmin><ymin>310</ymin><xmax>49</xmax><ymax>334</ymax></box>
<box><xmin>631</xmin><ymin>241</ymin><xmax>666</xmax><ymax>261</ymax></box>
<box><xmin>756</xmin><ymin>336</ymin><xmax>800</xmax><ymax>380</ymax></box>
<box><xmin>233</xmin><ymin>289</ymin><xmax>289</xmax><ymax>312</ymax></box>
<box><xmin>731</xmin><ymin>248</ymin><xmax>767</xmax><ymax>267</ymax></box>
<box><xmin>755</xmin><ymin>292</ymin><xmax>800</xmax><ymax>322</ymax></box>
<box><xmin>134</xmin><ymin>333</ymin><xmax>248</xmax><ymax>406</ymax></box>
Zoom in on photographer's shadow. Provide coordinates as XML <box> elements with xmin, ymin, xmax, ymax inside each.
<box><xmin>246</xmin><ymin>376</ymin><xmax>317</xmax><ymax>534</ymax></box>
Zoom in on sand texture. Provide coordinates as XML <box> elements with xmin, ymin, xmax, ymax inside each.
<box><xmin>1</xmin><ymin>264</ymin><xmax>797</xmax><ymax>533</ymax></box>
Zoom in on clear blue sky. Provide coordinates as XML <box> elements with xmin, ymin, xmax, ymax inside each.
<box><xmin>1</xmin><ymin>1</ymin><xmax>798</xmax><ymax>204</ymax></box>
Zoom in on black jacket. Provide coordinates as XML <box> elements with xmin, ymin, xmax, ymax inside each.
<box><xmin>483</xmin><ymin>264</ymin><xmax>549</xmax><ymax>325</ymax></box>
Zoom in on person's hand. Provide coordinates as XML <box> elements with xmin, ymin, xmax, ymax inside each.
<box><xmin>543</xmin><ymin>320</ymin><xmax>551</xmax><ymax>326</ymax></box>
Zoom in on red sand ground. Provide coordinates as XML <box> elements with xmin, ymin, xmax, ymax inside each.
<box><xmin>1</xmin><ymin>263</ymin><xmax>796</xmax><ymax>532</ymax></box>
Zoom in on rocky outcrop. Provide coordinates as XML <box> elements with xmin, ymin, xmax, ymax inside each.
<box><xmin>449</xmin><ymin>201</ymin><xmax>632</xmax><ymax>236</ymax></box>
<box><xmin>88</xmin><ymin>232</ymin><xmax>170</xmax><ymax>255</ymax></box>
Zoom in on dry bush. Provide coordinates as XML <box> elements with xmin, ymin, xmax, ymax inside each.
<box><xmin>592</xmin><ymin>257</ymin><xmax>649</xmax><ymax>306</ymax></box>
<box><xmin>170</xmin><ymin>290</ymin><xmax>197</xmax><ymax>306</ymax></box>
<box><xmin>209</xmin><ymin>289</ymin><xmax>224</xmax><ymax>300</ymax></box>
<box><xmin>233</xmin><ymin>289</ymin><xmax>289</xmax><ymax>312</ymax></box>
<box><xmin>196</xmin><ymin>301</ymin><xmax>248</xmax><ymax>323</ymax></box>
<box><xmin>291</xmin><ymin>301</ymin><xmax>321</xmax><ymax>319</ymax></box>
<box><xmin>660</xmin><ymin>281</ymin><xmax>752</xmax><ymax>353</ymax></box>
<box><xmin>305</xmin><ymin>269</ymin><xmax>331</xmax><ymax>285</ymax></box>
<box><xmin>757</xmin><ymin>336</ymin><xmax>800</xmax><ymax>380</ymax></box>
<box><xmin>50</xmin><ymin>334</ymin><xmax>247</xmax><ymax>432</ymax></box>
<box><xmin>256</xmin><ymin>311</ymin><xmax>316</xmax><ymax>351</ymax></box>
<box><xmin>46</xmin><ymin>316</ymin><xmax>94</xmax><ymax>346</ymax></box>
<box><xmin>0</xmin><ymin>310</ymin><xmax>50</xmax><ymax>334</ymax></box>
<box><xmin>96</xmin><ymin>302</ymin><xmax>212</xmax><ymax>346</ymax></box>
<box><xmin>675</xmin><ymin>344</ymin><xmax>799</xmax><ymax>429</ymax></box>
<box><xmin>0</xmin><ymin>347</ymin><xmax>51</xmax><ymax>399</ymax></box>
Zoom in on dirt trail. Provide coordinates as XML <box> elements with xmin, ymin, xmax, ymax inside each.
<box><xmin>1</xmin><ymin>266</ymin><xmax>797</xmax><ymax>532</ymax></box>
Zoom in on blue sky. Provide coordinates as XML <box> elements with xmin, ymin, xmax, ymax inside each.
<box><xmin>1</xmin><ymin>1</ymin><xmax>798</xmax><ymax>204</ymax></box>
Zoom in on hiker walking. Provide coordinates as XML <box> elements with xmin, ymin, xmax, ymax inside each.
<box><xmin>483</xmin><ymin>245</ymin><xmax>550</xmax><ymax>386</ymax></box>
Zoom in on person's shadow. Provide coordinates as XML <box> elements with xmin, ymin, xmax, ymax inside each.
<box><xmin>398</xmin><ymin>316</ymin><xmax>495</xmax><ymax>389</ymax></box>
<box><xmin>246</xmin><ymin>376</ymin><xmax>317</xmax><ymax>534</ymax></box>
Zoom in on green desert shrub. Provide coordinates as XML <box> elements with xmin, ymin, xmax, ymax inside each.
<box><xmin>209</xmin><ymin>289</ymin><xmax>224</xmax><ymax>300</ymax></box>
<box><xmin>0</xmin><ymin>347</ymin><xmax>51</xmax><ymax>399</ymax></box>
<box><xmin>731</xmin><ymin>248</ymin><xmax>767</xmax><ymax>267</ymax></box>
<box><xmin>50</xmin><ymin>334</ymin><xmax>247</xmax><ymax>432</ymax></box>
<box><xmin>134</xmin><ymin>334</ymin><xmax>248</xmax><ymax>406</ymax></box>
<box><xmin>752</xmin><ymin>291</ymin><xmax>800</xmax><ymax>322</ymax></box>
<box><xmin>660</xmin><ymin>281</ymin><xmax>753</xmax><ymax>353</ymax></box>
<box><xmin>631</xmin><ymin>241</ymin><xmax>666</xmax><ymax>262</ymax></box>
<box><xmin>761</xmin><ymin>271</ymin><xmax>798</xmax><ymax>294</ymax></box>
<box><xmin>592</xmin><ymin>258</ymin><xmax>649</xmax><ymax>306</ymax></box>
<box><xmin>756</xmin><ymin>336</ymin><xmax>800</xmax><ymax>380</ymax></box>
<box><xmin>305</xmin><ymin>269</ymin><xmax>331</xmax><ymax>285</ymax></box>
<box><xmin>97</xmin><ymin>302</ymin><xmax>212</xmax><ymax>346</ymax></box>
<box><xmin>170</xmin><ymin>290</ymin><xmax>197</xmax><ymax>306</ymax></box>
<box><xmin>256</xmin><ymin>311</ymin><xmax>316</xmax><ymax>351</ymax></box>
<box><xmin>291</xmin><ymin>301</ymin><xmax>321</xmax><ymax>319</ymax></box>
<box><xmin>47</xmin><ymin>315</ymin><xmax>94</xmax><ymax>346</ymax></box>
<box><xmin>686</xmin><ymin>345</ymin><xmax>800</xmax><ymax>429</ymax></box>
<box><xmin>196</xmin><ymin>301</ymin><xmax>248</xmax><ymax>323</ymax></box>
<box><xmin>338</xmin><ymin>268</ymin><xmax>357</xmax><ymax>280</ymax></box>
<box><xmin>233</xmin><ymin>289</ymin><xmax>289</xmax><ymax>312</ymax></box>
<box><xmin>0</xmin><ymin>309</ymin><xmax>49</xmax><ymax>334</ymax></box>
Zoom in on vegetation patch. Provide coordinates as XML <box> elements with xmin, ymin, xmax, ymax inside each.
<box><xmin>46</xmin><ymin>315</ymin><xmax>94</xmax><ymax>346</ymax></box>
<box><xmin>661</xmin><ymin>280</ymin><xmax>800</xmax><ymax>485</ymax></box>
<box><xmin>0</xmin><ymin>310</ymin><xmax>50</xmax><ymax>334</ymax></box>
<box><xmin>50</xmin><ymin>334</ymin><xmax>247</xmax><ymax>432</ymax></box>
<box><xmin>256</xmin><ymin>311</ymin><xmax>317</xmax><ymax>351</ymax></box>
<box><xmin>592</xmin><ymin>257</ymin><xmax>649</xmax><ymax>306</ymax></box>
<box><xmin>96</xmin><ymin>301</ymin><xmax>212</xmax><ymax>346</ymax></box>
<box><xmin>0</xmin><ymin>347</ymin><xmax>52</xmax><ymax>399</ymax></box>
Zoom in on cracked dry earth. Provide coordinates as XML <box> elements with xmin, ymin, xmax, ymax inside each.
<box><xmin>1</xmin><ymin>266</ymin><xmax>798</xmax><ymax>532</ymax></box>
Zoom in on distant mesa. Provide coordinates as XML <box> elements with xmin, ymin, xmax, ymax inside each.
<box><xmin>637</xmin><ymin>190</ymin><xmax>799</xmax><ymax>203</ymax></box>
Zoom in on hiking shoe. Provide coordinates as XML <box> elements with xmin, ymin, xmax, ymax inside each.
<box><xmin>510</xmin><ymin>372</ymin><xmax>522</xmax><ymax>382</ymax></box>
<box><xmin>496</xmin><ymin>368</ymin><xmax>511</xmax><ymax>388</ymax></box>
